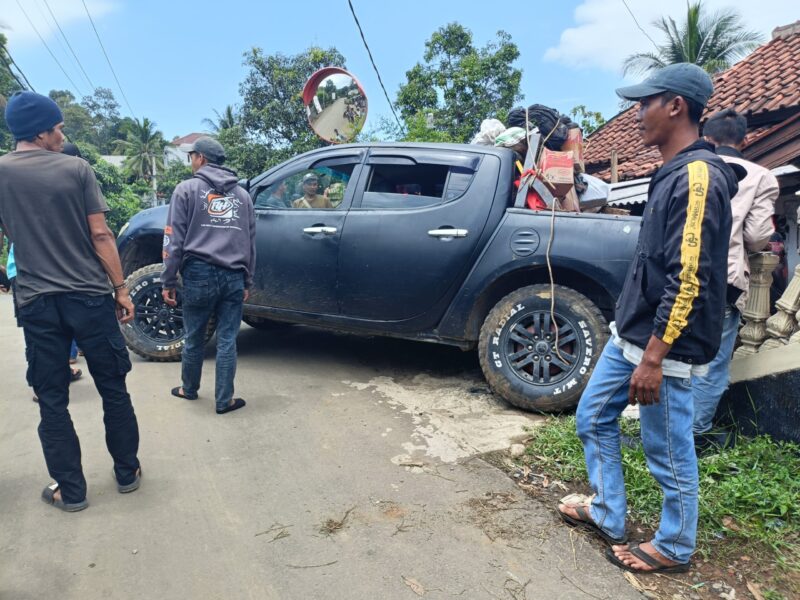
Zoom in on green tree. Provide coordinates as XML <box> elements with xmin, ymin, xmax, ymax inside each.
<box><xmin>77</xmin><ymin>142</ymin><xmax>143</xmax><ymax>235</ymax></box>
<box><xmin>239</xmin><ymin>46</ymin><xmax>347</xmax><ymax>168</ymax></box>
<box><xmin>157</xmin><ymin>160</ymin><xmax>192</xmax><ymax>200</ymax></box>
<box><xmin>118</xmin><ymin>117</ymin><xmax>165</xmax><ymax>182</ymax></box>
<box><xmin>395</xmin><ymin>23</ymin><xmax>522</xmax><ymax>143</ymax></box>
<box><xmin>81</xmin><ymin>87</ymin><xmax>121</xmax><ymax>153</ymax></box>
<box><xmin>623</xmin><ymin>1</ymin><xmax>762</xmax><ymax>75</ymax></box>
<box><xmin>202</xmin><ymin>105</ymin><xmax>237</xmax><ymax>134</ymax></box>
<box><xmin>1</xmin><ymin>33</ymin><xmax>23</xmax><ymax>152</ymax></box>
<box><xmin>48</xmin><ymin>89</ymin><xmax>94</xmax><ymax>146</ymax></box>
<box><xmin>570</xmin><ymin>105</ymin><xmax>606</xmax><ymax>136</ymax></box>
<box><xmin>105</xmin><ymin>187</ymin><xmax>144</xmax><ymax>235</ymax></box>
<box><xmin>217</xmin><ymin>124</ymin><xmax>272</xmax><ymax>180</ymax></box>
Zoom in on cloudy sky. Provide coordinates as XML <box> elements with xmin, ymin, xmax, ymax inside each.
<box><xmin>0</xmin><ymin>0</ymin><xmax>796</xmax><ymax>140</ymax></box>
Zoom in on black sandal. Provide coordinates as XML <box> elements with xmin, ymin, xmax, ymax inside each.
<box><xmin>216</xmin><ymin>398</ymin><xmax>246</xmax><ymax>414</ymax></box>
<box><xmin>605</xmin><ymin>543</ymin><xmax>691</xmax><ymax>574</ymax></box>
<box><xmin>171</xmin><ymin>386</ymin><xmax>198</xmax><ymax>400</ymax></box>
<box><xmin>41</xmin><ymin>483</ymin><xmax>89</xmax><ymax>512</ymax></box>
<box><xmin>557</xmin><ymin>503</ymin><xmax>628</xmax><ymax>545</ymax></box>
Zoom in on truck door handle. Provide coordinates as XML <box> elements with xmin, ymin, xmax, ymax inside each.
<box><xmin>303</xmin><ymin>226</ymin><xmax>338</xmax><ymax>235</ymax></box>
<box><xmin>428</xmin><ymin>228</ymin><xmax>468</xmax><ymax>238</ymax></box>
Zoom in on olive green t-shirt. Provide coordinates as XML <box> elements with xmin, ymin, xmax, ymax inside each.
<box><xmin>0</xmin><ymin>149</ymin><xmax>111</xmax><ymax>306</ymax></box>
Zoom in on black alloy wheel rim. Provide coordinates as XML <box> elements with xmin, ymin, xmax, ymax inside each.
<box><xmin>503</xmin><ymin>310</ymin><xmax>581</xmax><ymax>385</ymax></box>
<box><xmin>132</xmin><ymin>287</ymin><xmax>184</xmax><ymax>343</ymax></box>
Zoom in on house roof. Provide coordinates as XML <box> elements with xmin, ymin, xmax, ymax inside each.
<box><xmin>170</xmin><ymin>132</ymin><xmax>204</xmax><ymax>146</ymax></box>
<box><xmin>585</xmin><ymin>20</ymin><xmax>800</xmax><ymax>181</ymax></box>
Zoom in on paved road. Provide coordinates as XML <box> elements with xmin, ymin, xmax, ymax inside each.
<box><xmin>312</xmin><ymin>98</ymin><xmax>352</xmax><ymax>141</ymax></box>
<box><xmin>0</xmin><ymin>295</ymin><xmax>640</xmax><ymax>600</ymax></box>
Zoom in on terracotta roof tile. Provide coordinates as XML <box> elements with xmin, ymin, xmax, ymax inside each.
<box><xmin>170</xmin><ymin>132</ymin><xmax>205</xmax><ymax>146</ymax></box>
<box><xmin>586</xmin><ymin>21</ymin><xmax>800</xmax><ymax>181</ymax></box>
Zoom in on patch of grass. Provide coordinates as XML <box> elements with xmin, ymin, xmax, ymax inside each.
<box><xmin>523</xmin><ymin>416</ymin><xmax>800</xmax><ymax>569</ymax></box>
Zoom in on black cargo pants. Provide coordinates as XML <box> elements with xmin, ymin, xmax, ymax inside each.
<box><xmin>18</xmin><ymin>293</ymin><xmax>140</xmax><ymax>504</ymax></box>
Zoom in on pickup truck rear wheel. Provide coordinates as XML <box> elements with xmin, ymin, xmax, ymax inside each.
<box><xmin>121</xmin><ymin>264</ymin><xmax>214</xmax><ymax>362</ymax></box>
<box><xmin>478</xmin><ymin>284</ymin><xmax>609</xmax><ymax>412</ymax></box>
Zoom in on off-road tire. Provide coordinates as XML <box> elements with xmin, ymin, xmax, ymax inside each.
<box><xmin>478</xmin><ymin>284</ymin><xmax>609</xmax><ymax>412</ymax></box>
<box><xmin>121</xmin><ymin>263</ymin><xmax>214</xmax><ymax>362</ymax></box>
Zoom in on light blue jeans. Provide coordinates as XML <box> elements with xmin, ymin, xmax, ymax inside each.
<box><xmin>180</xmin><ymin>259</ymin><xmax>245</xmax><ymax>411</ymax></box>
<box><xmin>576</xmin><ymin>340</ymin><xmax>698</xmax><ymax>564</ymax></box>
<box><xmin>692</xmin><ymin>306</ymin><xmax>741</xmax><ymax>434</ymax></box>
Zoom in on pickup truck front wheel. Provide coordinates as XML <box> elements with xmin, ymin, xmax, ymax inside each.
<box><xmin>478</xmin><ymin>284</ymin><xmax>609</xmax><ymax>412</ymax></box>
<box><xmin>121</xmin><ymin>264</ymin><xmax>214</xmax><ymax>362</ymax></box>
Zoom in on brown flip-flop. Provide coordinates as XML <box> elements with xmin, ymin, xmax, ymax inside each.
<box><xmin>605</xmin><ymin>543</ymin><xmax>691</xmax><ymax>574</ymax></box>
<box><xmin>557</xmin><ymin>503</ymin><xmax>628</xmax><ymax>545</ymax></box>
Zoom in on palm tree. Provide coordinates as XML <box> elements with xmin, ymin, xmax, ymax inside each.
<box><xmin>623</xmin><ymin>1</ymin><xmax>763</xmax><ymax>76</ymax></box>
<box><xmin>202</xmin><ymin>105</ymin><xmax>237</xmax><ymax>133</ymax></box>
<box><xmin>119</xmin><ymin>117</ymin><xmax>165</xmax><ymax>182</ymax></box>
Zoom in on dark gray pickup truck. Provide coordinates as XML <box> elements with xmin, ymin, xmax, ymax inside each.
<box><xmin>116</xmin><ymin>142</ymin><xmax>639</xmax><ymax>411</ymax></box>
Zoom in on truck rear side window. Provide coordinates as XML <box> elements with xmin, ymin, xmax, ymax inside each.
<box><xmin>362</xmin><ymin>164</ymin><xmax>451</xmax><ymax>209</ymax></box>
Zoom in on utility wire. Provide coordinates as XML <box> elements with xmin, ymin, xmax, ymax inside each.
<box><xmin>34</xmin><ymin>0</ymin><xmax>85</xmax><ymax>90</ymax></box>
<box><xmin>346</xmin><ymin>0</ymin><xmax>402</xmax><ymax>131</ymax></box>
<box><xmin>42</xmin><ymin>0</ymin><xmax>97</xmax><ymax>91</ymax></box>
<box><xmin>2</xmin><ymin>45</ymin><xmax>37</xmax><ymax>91</ymax></box>
<box><xmin>81</xmin><ymin>0</ymin><xmax>136</xmax><ymax>118</ymax></box>
<box><xmin>0</xmin><ymin>51</ymin><xmax>28</xmax><ymax>91</ymax></box>
<box><xmin>16</xmin><ymin>0</ymin><xmax>85</xmax><ymax>96</ymax></box>
<box><xmin>620</xmin><ymin>0</ymin><xmax>661</xmax><ymax>52</ymax></box>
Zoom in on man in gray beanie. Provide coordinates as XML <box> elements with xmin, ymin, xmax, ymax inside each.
<box><xmin>0</xmin><ymin>91</ymin><xmax>141</xmax><ymax>512</ymax></box>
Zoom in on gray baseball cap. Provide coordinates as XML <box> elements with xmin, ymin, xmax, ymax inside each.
<box><xmin>180</xmin><ymin>136</ymin><xmax>226</xmax><ymax>164</ymax></box>
<box><xmin>616</xmin><ymin>63</ymin><xmax>714</xmax><ymax>107</ymax></box>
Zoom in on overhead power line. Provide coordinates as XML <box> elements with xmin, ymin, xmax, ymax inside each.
<box><xmin>346</xmin><ymin>0</ymin><xmax>403</xmax><ymax>131</ymax></box>
<box><xmin>16</xmin><ymin>0</ymin><xmax>86</xmax><ymax>96</ymax></box>
<box><xmin>620</xmin><ymin>0</ymin><xmax>661</xmax><ymax>52</ymax></box>
<box><xmin>42</xmin><ymin>0</ymin><xmax>97</xmax><ymax>91</ymax></box>
<box><xmin>2</xmin><ymin>45</ymin><xmax>37</xmax><ymax>91</ymax></box>
<box><xmin>81</xmin><ymin>0</ymin><xmax>136</xmax><ymax>118</ymax></box>
<box><xmin>0</xmin><ymin>51</ymin><xmax>29</xmax><ymax>91</ymax></box>
<box><xmin>34</xmin><ymin>0</ymin><xmax>88</xmax><ymax>91</ymax></box>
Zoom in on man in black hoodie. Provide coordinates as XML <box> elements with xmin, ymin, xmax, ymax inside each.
<box><xmin>162</xmin><ymin>137</ymin><xmax>256</xmax><ymax>414</ymax></box>
<box><xmin>557</xmin><ymin>64</ymin><xmax>740</xmax><ymax>574</ymax></box>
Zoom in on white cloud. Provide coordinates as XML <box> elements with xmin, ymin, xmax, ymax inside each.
<box><xmin>0</xmin><ymin>0</ymin><xmax>118</xmax><ymax>46</ymax></box>
<box><xmin>545</xmin><ymin>0</ymin><xmax>799</xmax><ymax>77</ymax></box>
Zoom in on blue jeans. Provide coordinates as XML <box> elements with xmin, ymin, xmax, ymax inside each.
<box><xmin>18</xmin><ymin>293</ymin><xmax>140</xmax><ymax>504</ymax></box>
<box><xmin>576</xmin><ymin>341</ymin><xmax>698</xmax><ymax>564</ymax></box>
<box><xmin>692</xmin><ymin>306</ymin><xmax>740</xmax><ymax>434</ymax></box>
<box><xmin>180</xmin><ymin>259</ymin><xmax>245</xmax><ymax>411</ymax></box>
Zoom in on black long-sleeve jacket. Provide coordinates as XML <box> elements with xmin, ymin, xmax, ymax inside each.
<box><xmin>615</xmin><ymin>140</ymin><xmax>740</xmax><ymax>365</ymax></box>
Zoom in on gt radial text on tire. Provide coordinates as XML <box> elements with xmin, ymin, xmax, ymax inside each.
<box><xmin>121</xmin><ymin>264</ymin><xmax>214</xmax><ymax>362</ymax></box>
<box><xmin>478</xmin><ymin>284</ymin><xmax>609</xmax><ymax>412</ymax></box>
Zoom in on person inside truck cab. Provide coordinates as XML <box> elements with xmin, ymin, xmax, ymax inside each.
<box><xmin>292</xmin><ymin>173</ymin><xmax>333</xmax><ymax>209</ymax></box>
<box><xmin>256</xmin><ymin>180</ymin><xmax>291</xmax><ymax>209</ymax></box>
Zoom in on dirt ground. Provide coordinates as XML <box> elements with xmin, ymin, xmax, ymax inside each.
<box><xmin>484</xmin><ymin>450</ymin><xmax>799</xmax><ymax>600</ymax></box>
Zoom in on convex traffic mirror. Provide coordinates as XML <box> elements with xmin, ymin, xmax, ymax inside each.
<box><xmin>303</xmin><ymin>67</ymin><xmax>368</xmax><ymax>144</ymax></box>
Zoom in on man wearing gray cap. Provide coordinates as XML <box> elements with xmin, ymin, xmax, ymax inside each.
<box><xmin>162</xmin><ymin>136</ymin><xmax>255</xmax><ymax>414</ymax></box>
<box><xmin>292</xmin><ymin>172</ymin><xmax>333</xmax><ymax>209</ymax></box>
<box><xmin>0</xmin><ymin>91</ymin><xmax>141</xmax><ymax>511</ymax></box>
<box><xmin>557</xmin><ymin>64</ymin><xmax>740</xmax><ymax>573</ymax></box>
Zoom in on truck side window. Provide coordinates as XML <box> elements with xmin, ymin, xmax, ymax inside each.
<box><xmin>361</xmin><ymin>164</ymin><xmax>474</xmax><ymax>209</ymax></box>
<box><xmin>254</xmin><ymin>163</ymin><xmax>357</xmax><ymax>210</ymax></box>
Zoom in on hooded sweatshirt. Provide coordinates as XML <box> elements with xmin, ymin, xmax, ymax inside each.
<box><xmin>162</xmin><ymin>164</ymin><xmax>256</xmax><ymax>289</ymax></box>
<box><xmin>614</xmin><ymin>140</ymin><xmax>739</xmax><ymax>365</ymax></box>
